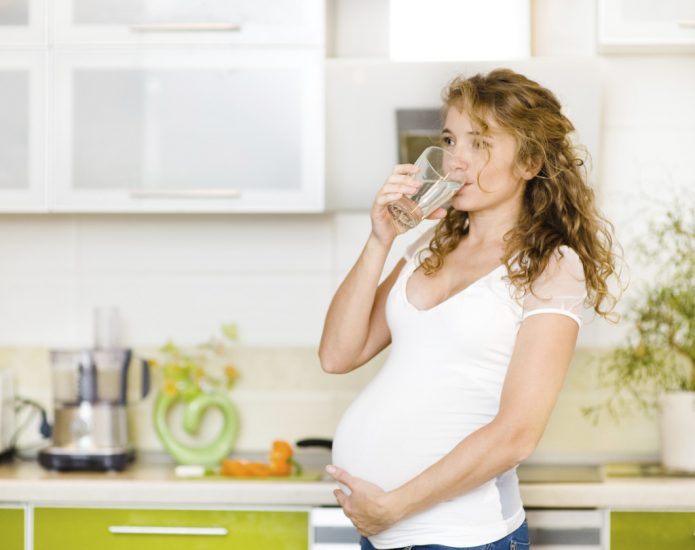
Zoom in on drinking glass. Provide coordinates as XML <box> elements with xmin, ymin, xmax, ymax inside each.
<box><xmin>387</xmin><ymin>146</ymin><xmax>463</xmax><ymax>234</ymax></box>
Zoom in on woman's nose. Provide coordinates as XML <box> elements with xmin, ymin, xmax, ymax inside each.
<box><xmin>447</xmin><ymin>151</ymin><xmax>468</xmax><ymax>173</ymax></box>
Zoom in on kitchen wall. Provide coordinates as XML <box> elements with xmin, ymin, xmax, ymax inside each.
<box><xmin>3</xmin><ymin>0</ymin><xmax>694</xmax><ymax>459</ymax></box>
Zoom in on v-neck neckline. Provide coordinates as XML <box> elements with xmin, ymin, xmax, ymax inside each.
<box><xmin>403</xmin><ymin>261</ymin><xmax>505</xmax><ymax>313</ymax></box>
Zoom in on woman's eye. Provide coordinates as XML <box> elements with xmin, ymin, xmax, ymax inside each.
<box><xmin>440</xmin><ymin>136</ymin><xmax>454</xmax><ymax>146</ymax></box>
<box><xmin>473</xmin><ymin>139</ymin><xmax>491</xmax><ymax>150</ymax></box>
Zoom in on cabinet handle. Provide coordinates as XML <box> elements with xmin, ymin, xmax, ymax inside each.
<box><xmin>130</xmin><ymin>23</ymin><xmax>242</xmax><ymax>32</ymax></box>
<box><xmin>130</xmin><ymin>189</ymin><xmax>242</xmax><ymax>199</ymax></box>
<box><xmin>109</xmin><ymin>526</ymin><xmax>228</xmax><ymax>536</ymax></box>
<box><xmin>678</xmin><ymin>20</ymin><xmax>695</xmax><ymax>28</ymax></box>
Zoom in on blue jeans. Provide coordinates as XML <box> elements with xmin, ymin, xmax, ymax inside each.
<box><xmin>359</xmin><ymin>519</ymin><xmax>530</xmax><ymax>550</ymax></box>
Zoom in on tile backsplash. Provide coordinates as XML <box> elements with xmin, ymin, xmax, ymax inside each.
<box><xmin>3</xmin><ymin>345</ymin><xmax>658</xmax><ymax>461</ymax></box>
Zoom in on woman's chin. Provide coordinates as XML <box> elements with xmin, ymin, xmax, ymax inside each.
<box><xmin>451</xmin><ymin>197</ymin><xmax>474</xmax><ymax>211</ymax></box>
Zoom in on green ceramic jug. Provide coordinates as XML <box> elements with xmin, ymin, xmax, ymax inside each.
<box><xmin>154</xmin><ymin>390</ymin><xmax>239</xmax><ymax>466</ymax></box>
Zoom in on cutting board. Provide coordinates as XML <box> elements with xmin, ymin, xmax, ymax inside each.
<box><xmin>178</xmin><ymin>470</ymin><xmax>325</xmax><ymax>482</ymax></box>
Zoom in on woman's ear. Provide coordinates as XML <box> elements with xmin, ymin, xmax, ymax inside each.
<box><xmin>518</xmin><ymin>158</ymin><xmax>542</xmax><ymax>181</ymax></box>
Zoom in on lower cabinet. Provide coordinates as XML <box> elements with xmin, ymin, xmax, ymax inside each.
<box><xmin>611</xmin><ymin>511</ymin><xmax>695</xmax><ymax>549</ymax></box>
<box><xmin>0</xmin><ymin>506</ymin><xmax>24</xmax><ymax>550</ymax></box>
<box><xmin>34</xmin><ymin>507</ymin><xmax>309</xmax><ymax>550</ymax></box>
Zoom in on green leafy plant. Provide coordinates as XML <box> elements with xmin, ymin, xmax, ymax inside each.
<box><xmin>152</xmin><ymin>323</ymin><xmax>241</xmax><ymax>401</ymax></box>
<box><xmin>582</xmin><ymin>205</ymin><xmax>695</xmax><ymax>423</ymax></box>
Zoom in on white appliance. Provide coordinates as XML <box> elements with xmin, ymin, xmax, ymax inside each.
<box><xmin>310</xmin><ymin>507</ymin><xmax>604</xmax><ymax>549</ymax></box>
<box><xmin>0</xmin><ymin>367</ymin><xmax>15</xmax><ymax>458</ymax></box>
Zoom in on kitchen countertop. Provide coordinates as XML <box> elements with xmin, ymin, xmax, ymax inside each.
<box><xmin>2</xmin><ymin>461</ymin><xmax>695</xmax><ymax>509</ymax></box>
<box><xmin>0</xmin><ymin>461</ymin><xmax>336</xmax><ymax>507</ymax></box>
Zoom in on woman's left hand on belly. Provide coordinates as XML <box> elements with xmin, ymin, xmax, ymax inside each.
<box><xmin>326</xmin><ymin>465</ymin><xmax>402</xmax><ymax>536</ymax></box>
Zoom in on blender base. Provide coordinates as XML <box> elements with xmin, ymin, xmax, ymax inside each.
<box><xmin>38</xmin><ymin>448</ymin><xmax>135</xmax><ymax>472</ymax></box>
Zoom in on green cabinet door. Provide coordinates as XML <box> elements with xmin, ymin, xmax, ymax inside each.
<box><xmin>611</xmin><ymin>511</ymin><xmax>695</xmax><ymax>549</ymax></box>
<box><xmin>0</xmin><ymin>507</ymin><xmax>24</xmax><ymax>550</ymax></box>
<box><xmin>34</xmin><ymin>507</ymin><xmax>308</xmax><ymax>550</ymax></box>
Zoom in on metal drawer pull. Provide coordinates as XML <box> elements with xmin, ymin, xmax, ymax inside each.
<box><xmin>109</xmin><ymin>526</ymin><xmax>228</xmax><ymax>536</ymax></box>
<box><xmin>130</xmin><ymin>23</ymin><xmax>242</xmax><ymax>32</ymax></box>
<box><xmin>678</xmin><ymin>20</ymin><xmax>695</xmax><ymax>28</ymax></box>
<box><xmin>130</xmin><ymin>189</ymin><xmax>242</xmax><ymax>199</ymax></box>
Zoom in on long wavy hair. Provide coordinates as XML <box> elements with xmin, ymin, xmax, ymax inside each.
<box><xmin>419</xmin><ymin>68</ymin><xmax>621</xmax><ymax>319</ymax></box>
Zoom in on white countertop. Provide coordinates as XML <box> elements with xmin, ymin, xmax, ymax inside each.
<box><xmin>2</xmin><ymin>462</ymin><xmax>695</xmax><ymax>510</ymax></box>
<box><xmin>0</xmin><ymin>462</ymin><xmax>336</xmax><ymax>507</ymax></box>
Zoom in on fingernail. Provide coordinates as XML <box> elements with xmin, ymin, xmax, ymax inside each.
<box><xmin>326</xmin><ymin>465</ymin><xmax>337</xmax><ymax>475</ymax></box>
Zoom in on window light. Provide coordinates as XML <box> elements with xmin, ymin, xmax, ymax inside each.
<box><xmin>389</xmin><ymin>0</ymin><xmax>531</xmax><ymax>61</ymax></box>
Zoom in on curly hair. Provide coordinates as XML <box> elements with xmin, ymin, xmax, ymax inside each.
<box><xmin>419</xmin><ymin>68</ymin><xmax>621</xmax><ymax>319</ymax></box>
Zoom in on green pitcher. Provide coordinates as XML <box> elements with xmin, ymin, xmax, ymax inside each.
<box><xmin>154</xmin><ymin>390</ymin><xmax>239</xmax><ymax>467</ymax></box>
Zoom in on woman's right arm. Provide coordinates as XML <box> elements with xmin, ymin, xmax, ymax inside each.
<box><xmin>318</xmin><ymin>164</ymin><xmax>422</xmax><ymax>374</ymax></box>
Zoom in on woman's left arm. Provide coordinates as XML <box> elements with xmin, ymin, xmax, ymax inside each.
<box><xmin>328</xmin><ymin>312</ymin><xmax>579</xmax><ymax>536</ymax></box>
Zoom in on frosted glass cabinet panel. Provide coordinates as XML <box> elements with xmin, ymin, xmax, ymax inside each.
<box><xmin>599</xmin><ymin>0</ymin><xmax>695</xmax><ymax>51</ymax></box>
<box><xmin>0</xmin><ymin>0</ymin><xmax>46</xmax><ymax>43</ymax></box>
<box><xmin>52</xmin><ymin>0</ymin><xmax>324</xmax><ymax>46</ymax></box>
<box><xmin>0</xmin><ymin>52</ymin><xmax>45</xmax><ymax>211</ymax></box>
<box><xmin>51</xmin><ymin>49</ymin><xmax>323</xmax><ymax>212</ymax></box>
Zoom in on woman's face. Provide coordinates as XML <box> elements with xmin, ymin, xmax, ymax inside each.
<box><xmin>440</xmin><ymin>106</ymin><xmax>530</xmax><ymax>213</ymax></box>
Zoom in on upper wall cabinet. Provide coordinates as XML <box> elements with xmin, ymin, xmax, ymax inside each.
<box><xmin>0</xmin><ymin>0</ymin><xmax>325</xmax><ymax>213</ymax></box>
<box><xmin>0</xmin><ymin>0</ymin><xmax>46</xmax><ymax>44</ymax></box>
<box><xmin>50</xmin><ymin>48</ymin><xmax>324</xmax><ymax>213</ymax></box>
<box><xmin>51</xmin><ymin>0</ymin><xmax>325</xmax><ymax>46</ymax></box>
<box><xmin>0</xmin><ymin>51</ymin><xmax>46</xmax><ymax>212</ymax></box>
<box><xmin>598</xmin><ymin>0</ymin><xmax>695</xmax><ymax>52</ymax></box>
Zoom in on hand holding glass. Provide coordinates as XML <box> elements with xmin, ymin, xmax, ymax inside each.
<box><xmin>387</xmin><ymin>146</ymin><xmax>462</xmax><ymax>234</ymax></box>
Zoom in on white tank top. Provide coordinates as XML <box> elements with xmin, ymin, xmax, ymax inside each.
<box><xmin>331</xmin><ymin>229</ymin><xmax>586</xmax><ymax>548</ymax></box>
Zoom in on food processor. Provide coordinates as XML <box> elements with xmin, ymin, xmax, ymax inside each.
<box><xmin>38</xmin><ymin>349</ymin><xmax>150</xmax><ymax>471</ymax></box>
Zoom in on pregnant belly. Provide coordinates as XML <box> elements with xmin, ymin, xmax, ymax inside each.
<box><xmin>331</xmin><ymin>375</ymin><xmax>496</xmax><ymax>492</ymax></box>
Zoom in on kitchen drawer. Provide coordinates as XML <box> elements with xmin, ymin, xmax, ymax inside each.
<box><xmin>34</xmin><ymin>507</ymin><xmax>309</xmax><ymax>550</ymax></box>
<box><xmin>611</xmin><ymin>511</ymin><xmax>695</xmax><ymax>549</ymax></box>
<box><xmin>0</xmin><ymin>506</ymin><xmax>24</xmax><ymax>550</ymax></box>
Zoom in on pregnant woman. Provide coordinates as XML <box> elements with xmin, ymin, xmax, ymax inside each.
<box><xmin>319</xmin><ymin>69</ymin><xmax>621</xmax><ymax>550</ymax></box>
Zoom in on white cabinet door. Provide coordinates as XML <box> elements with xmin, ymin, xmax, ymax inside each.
<box><xmin>598</xmin><ymin>0</ymin><xmax>695</xmax><ymax>52</ymax></box>
<box><xmin>0</xmin><ymin>51</ymin><xmax>46</xmax><ymax>211</ymax></box>
<box><xmin>50</xmin><ymin>48</ymin><xmax>323</xmax><ymax>212</ymax></box>
<box><xmin>0</xmin><ymin>0</ymin><xmax>46</xmax><ymax>44</ymax></box>
<box><xmin>51</xmin><ymin>0</ymin><xmax>324</xmax><ymax>46</ymax></box>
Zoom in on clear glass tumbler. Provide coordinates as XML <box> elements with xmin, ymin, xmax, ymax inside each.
<box><xmin>387</xmin><ymin>146</ymin><xmax>463</xmax><ymax>234</ymax></box>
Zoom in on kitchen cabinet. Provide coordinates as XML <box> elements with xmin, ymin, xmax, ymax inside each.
<box><xmin>598</xmin><ymin>0</ymin><xmax>695</xmax><ymax>52</ymax></box>
<box><xmin>0</xmin><ymin>50</ymin><xmax>46</xmax><ymax>212</ymax></box>
<box><xmin>0</xmin><ymin>0</ymin><xmax>46</xmax><ymax>44</ymax></box>
<box><xmin>611</xmin><ymin>511</ymin><xmax>695</xmax><ymax>549</ymax></box>
<box><xmin>34</xmin><ymin>506</ymin><xmax>310</xmax><ymax>550</ymax></box>
<box><xmin>0</xmin><ymin>505</ymin><xmax>25</xmax><ymax>550</ymax></box>
<box><xmin>0</xmin><ymin>0</ymin><xmax>325</xmax><ymax>213</ymax></box>
<box><xmin>50</xmin><ymin>47</ymin><xmax>323</xmax><ymax>213</ymax></box>
<box><xmin>51</xmin><ymin>0</ymin><xmax>324</xmax><ymax>46</ymax></box>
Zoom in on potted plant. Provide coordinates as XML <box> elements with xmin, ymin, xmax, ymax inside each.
<box><xmin>582</xmin><ymin>204</ymin><xmax>695</xmax><ymax>472</ymax></box>
<box><xmin>150</xmin><ymin>323</ymin><xmax>241</xmax><ymax>467</ymax></box>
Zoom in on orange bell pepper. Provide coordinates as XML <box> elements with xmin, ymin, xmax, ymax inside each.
<box><xmin>221</xmin><ymin>440</ymin><xmax>303</xmax><ymax>478</ymax></box>
<box><xmin>245</xmin><ymin>462</ymin><xmax>271</xmax><ymax>476</ymax></box>
<box><xmin>268</xmin><ymin>440</ymin><xmax>302</xmax><ymax>476</ymax></box>
<box><xmin>269</xmin><ymin>460</ymin><xmax>292</xmax><ymax>476</ymax></box>
<box><xmin>221</xmin><ymin>459</ymin><xmax>273</xmax><ymax>477</ymax></box>
<box><xmin>221</xmin><ymin>459</ymin><xmax>250</xmax><ymax>477</ymax></box>
<box><xmin>270</xmin><ymin>440</ymin><xmax>293</xmax><ymax>459</ymax></box>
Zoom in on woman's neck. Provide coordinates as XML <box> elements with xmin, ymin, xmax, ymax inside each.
<box><xmin>465</xmin><ymin>207</ymin><xmax>519</xmax><ymax>248</ymax></box>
